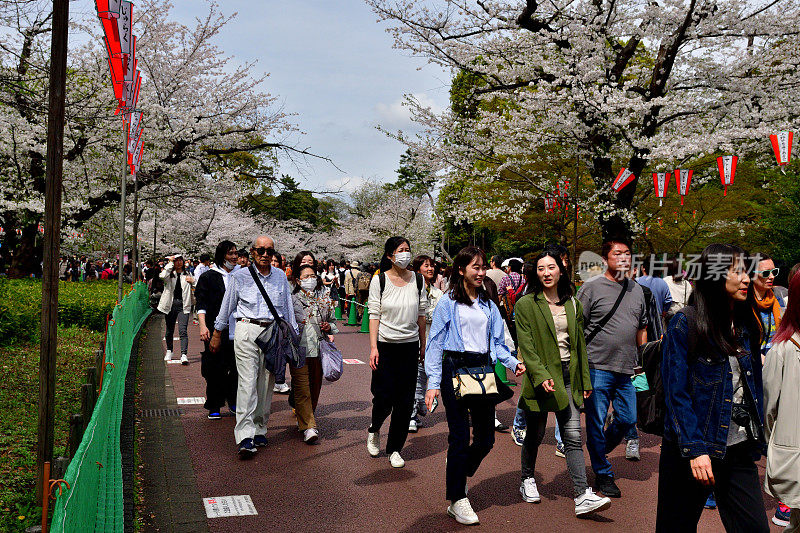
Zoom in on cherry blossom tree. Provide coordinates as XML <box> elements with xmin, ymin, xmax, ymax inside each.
<box><xmin>367</xmin><ymin>0</ymin><xmax>800</xmax><ymax>240</ymax></box>
<box><xmin>0</xmin><ymin>0</ymin><xmax>324</xmax><ymax>276</ymax></box>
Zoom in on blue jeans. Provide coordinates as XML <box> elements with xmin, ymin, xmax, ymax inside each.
<box><xmin>585</xmin><ymin>368</ymin><xmax>637</xmax><ymax>476</ymax></box>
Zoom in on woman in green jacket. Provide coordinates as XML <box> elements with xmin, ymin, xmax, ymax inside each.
<box><xmin>515</xmin><ymin>250</ymin><xmax>611</xmax><ymax>517</ymax></box>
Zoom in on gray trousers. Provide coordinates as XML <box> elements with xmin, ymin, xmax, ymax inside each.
<box><xmin>165</xmin><ymin>300</ymin><xmax>189</xmax><ymax>354</ymax></box>
<box><xmin>411</xmin><ymin>361</ymin><xmax>427</xmax><ymax>421</ymax></box>
<box><xmin>521</xmin><ymin>363</ymin><xmax>589</xmax><ymax>497</ymax></box>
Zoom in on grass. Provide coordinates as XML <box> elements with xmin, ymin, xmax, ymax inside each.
<box><xmin>0</xmin><ymin>326</ymin><xmax>103</xmax><ymax>532</ymax></box>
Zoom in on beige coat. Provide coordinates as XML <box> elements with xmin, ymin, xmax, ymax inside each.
<box><xmin>763</xmin><ymin>333</ymin><xmax>800</xmax><ymax>508</ymax></box>
<box><xmin>157</xmin><ymin>261</ymin><xmax>196</xmax><ymax>315</ymax></box>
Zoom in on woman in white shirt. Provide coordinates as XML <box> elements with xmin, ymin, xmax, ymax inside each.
<box><xmin>366</xmin><ymin>236</ymin><xmax>428</xmax><ymax>468</ymax></box>
<box><xmin>424</xmin><ymin>246</ymin><xmax>525</xmax><ymax>525</ymax></box>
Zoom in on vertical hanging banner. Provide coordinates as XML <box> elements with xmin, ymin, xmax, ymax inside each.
<box><xmin>717</xmin><ymin>155</ymin><xmax>737</xmax><ymax>196</ymax></box>
<box><xmin>770</xmin><ymin>131</ymin><xmax>794</xmax><ymax>169</ymax></box>
<box><xmin>675</xmin><ymin>169</ymin><xmax>693</xmax><ymax>205</ymax></box>
<box><xmin>129</xmin><ymin>133</ymin><xmax>144</xmax><ymax>177</ymax></box>
<box><xmin>121</xmin><ymin>36</ymin><xmax>137</xmax><ymax>112</ymax></box>
<box><xmin>652</xmin><ymin>172</ymin><xmax>669</xmax><ymax>206</ymax></box>
<box><xmin>544</xmin><ymin>194</ymin><xmax>558</xmax><ymax>212</ymax></box>
<box><xmin>127</xmin><ymin>110</ymin><xmax>142</xmax><ymax>154</ymax></box>
<box><xmin>113</xmin><ymin>1</ymin><xmax>133</xmax><ymax>110</ymax></box>
<box><xmin>611</xmin><ymin>168</ymin><xmax>636</xmax><ymax>192</ymax></box>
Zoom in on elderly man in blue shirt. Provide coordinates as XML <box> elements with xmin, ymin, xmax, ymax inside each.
<box><xmin>210</xmin><ymin>235</ymin><xmax>298</xmax><ymax>458</ymax></box>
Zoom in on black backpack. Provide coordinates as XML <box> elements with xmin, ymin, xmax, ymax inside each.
<box><xmin>637</xmin><ymin>306</ymin><xmax>697</xmax><ymax>436</ymax></box>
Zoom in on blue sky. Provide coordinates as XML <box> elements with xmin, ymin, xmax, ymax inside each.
<box><xmin>165</xmin><ymin>1</ymin><xmax>450</xmax><ymax>194</ymax></box>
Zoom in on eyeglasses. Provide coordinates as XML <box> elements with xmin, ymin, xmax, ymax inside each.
<box><xmin>755</xmin><ymin>268</ymin><xmax>779</xmax><ymax>278</ymax></box>
<box><xmin>252</xmin><ymin>247</ymin><xmax>275</xmax><ymax>257</ymax></box>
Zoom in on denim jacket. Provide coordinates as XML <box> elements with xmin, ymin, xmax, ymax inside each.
<box><xmin>662</xmin><ymin>311</ymin><xmax>766</xmax><ymax>459</ymax></box>
<box><xmin>425</xmin><ymin>293</ymin><xmax>520</xmax><ymax>390</ymax></box>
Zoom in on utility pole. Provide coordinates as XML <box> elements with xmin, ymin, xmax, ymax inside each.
<box><xmin>37</xmin><ymin>0</ymin><xmax>69</xmax><ymax>501</ymax></box>
<box><xmin>152</xmin><ymin>208</ymin><xmax>157</xmax><ymax>261</ymax></box>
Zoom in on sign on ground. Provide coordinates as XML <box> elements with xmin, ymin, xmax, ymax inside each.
<box><xmin>203</xmin><ymin>495</ymin><xmax>258</xmax><ymax>518</ymax></box>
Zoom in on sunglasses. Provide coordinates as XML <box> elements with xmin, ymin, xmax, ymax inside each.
<box><xmin>252</xmin><ymin>246</ymin><xmax>275</xmax><ymax>257</ymax></box>
<box><xmin>755</xmin><ymin>267</ymin><xmax>779</xmax><ymax>278</ymax></box>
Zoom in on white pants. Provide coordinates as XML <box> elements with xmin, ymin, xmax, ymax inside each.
<box><xmin>233</xmin><ymin>321</ymin><xmax>275</xmax><ymax>444</ymax></box>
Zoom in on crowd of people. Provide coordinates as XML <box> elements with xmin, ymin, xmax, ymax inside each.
<box><xmin>141</xmin><ymin>235</ymin><xmax>799</xmax><ymax>530</ymax></box>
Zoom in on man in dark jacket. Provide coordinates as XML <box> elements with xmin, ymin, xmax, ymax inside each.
<box><xmin>195</xmin><ymin>240</ymin><xmax>239</xmax><ymax>420</ymax></box>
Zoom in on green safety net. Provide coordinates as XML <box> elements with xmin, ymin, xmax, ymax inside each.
<box><xmin>50</xmin><ymin>282</ymin><xmax>151</xmax><ymax>532</ymax></box>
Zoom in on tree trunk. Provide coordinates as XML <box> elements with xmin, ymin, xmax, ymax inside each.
<box><xmin>7</xmin><ymin>222</ymin><xmax>41</xmax><ymax>278</ymax></box>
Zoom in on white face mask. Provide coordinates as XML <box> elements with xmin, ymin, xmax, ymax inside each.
<box><xmin>394</xmin><ymin>251</ymin><xmax>412</xmax><ymax>269</ymax></box>
<box><xmin>224</xmin><ymin>260</ymin><xmax>236</xmax><ymax>270</ymax></box>
<box><xmin>300</xmin><ymin>278</ymin><xmax>317</xmax><ymax>291</ymax></box>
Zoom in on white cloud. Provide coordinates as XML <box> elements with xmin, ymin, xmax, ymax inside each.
<box><xmin>374</xmin><ymin>93</ymin><xmax>444</xmax><ymax>129</ymax></box>
<box><xmin>324</xmin><ymin>175</ymin><xmax>368</xmax><ymax>194</ymax></box>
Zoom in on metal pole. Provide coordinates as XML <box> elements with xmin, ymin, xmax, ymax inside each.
<box><xmin>132</xmin><ymin>178</ymin><xmax>139</xmax><ymax>282</ymax></box>
<box><xmin>37</xmin><ymin>0</ymin><xmax>69</xmax><ymax>502</ymax></box>
<box><xmin>152</xmin><ymin>207</ymin><xmax>157</xmax><ymax>261</ymax></box>
<box><xmin>118</xmin><ymin>117</ymin><xmax>127</xmax><ymax>302</ymax></box>
<box><xmin>572</xmin><ymin>156</ymin><xmax>580</xmax><ymax>272</ymax></box>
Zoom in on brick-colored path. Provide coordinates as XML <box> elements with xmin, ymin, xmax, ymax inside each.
<box><xmin>139</xmin><ymin>316</ymin><xmax>782</xmax><ymax>532</ymax></box>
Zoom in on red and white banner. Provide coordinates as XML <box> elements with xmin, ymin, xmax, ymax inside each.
<box><xmin>129</xmin><ymin>134</ymin><xmax>144</xmax><ymax>178</ymax></box>
<box><xmin>675</xmin><ymin>169</ymin><xmax>693</xmax><ymax>205</ymax></box>
<box><xmin>95</xmin><ymin>0</ymin><xmax>121</xmax><ymax>20</ymax></box>
<box><xmin>127</xmin><ymin>110</ymin><xmax>142</xmax><ymax>154</ymax></box>
<box><xmin>770</xmin><ymin>131</ymin><xmax>793</xmax><ymax>167</ymax></box>
<box><xmin>717</xmin><ymin>155</ymin><xmax>737</xmax><ymax>196</ymax></box>
<box><xmin>612</xmin><ymin>168</ymin><xmax>635</xmax><ymax>192</ymax></box>
<box><xmin>544</xmin><ymin>194</ymin><xmax>558</xmax><ymax>212</ymax></box>
<box><xmin>653</xmin><ymin>172</ymin><xmax>669</xmax><ymax>206</ymax></box>
<box><xmin>557</xmin><ymin>179</ymin><xmax>569</xmax><ymax>198</ymax></box>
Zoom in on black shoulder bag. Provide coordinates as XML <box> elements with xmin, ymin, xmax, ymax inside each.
<box><xmin>584</xmin><ymin>278</ymin><xmax>629</xmax><ymax>345</ymax></box>
<box><xmin>248</xmin><ymin>265</ymin><xmax>306</xmax><ymax>373</ymax></box>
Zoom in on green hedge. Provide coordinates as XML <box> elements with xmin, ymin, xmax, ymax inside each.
<box><xmin>0</xmin><ymin>279</ymin><xmax>118</xmax><ymax>345</ymax></box>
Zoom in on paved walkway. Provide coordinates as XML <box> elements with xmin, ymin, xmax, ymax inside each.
<box><xmin>138</xmin><ymin>316</ymin><xmax>782</xmax><ymax>532</ymax></box>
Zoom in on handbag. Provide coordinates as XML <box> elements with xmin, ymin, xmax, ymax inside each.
<box><xmin>320</xmin><ymin>337</ymin><xmax>343</xmax><ymax>381</ymax></box>
<box><xmin>452</xmin><ymin>363</ymin><xmax>498</xmax><ymax>399</ymax></box>
<box><xmin>248</xmin><ymin>265</ymin><xmax>306</xmax><ymax>373</ymax></box>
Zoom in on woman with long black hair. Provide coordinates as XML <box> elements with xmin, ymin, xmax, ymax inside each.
<box><xmin>195</xmin><ymin>240</ymin><xmax>239</xmax><ymax>419</ymax></box>
<box><xmin>657</xmin><ymin>244</ymin><xmax>769</xmax><ymax>532</ymax></box>
<box><xmin>425</xmin><ymin>246</ymin><xmax>525</xmax><ymax>525</ymax></box>
<box><xmin>367</xmin><ymin>236</ymin><xmax>428</xmax><ymax>468</ymax></box>
<box><xmin>514</xmin><ymin>250</ymin><xmax>611</xmax><ymax>516</ymax></box>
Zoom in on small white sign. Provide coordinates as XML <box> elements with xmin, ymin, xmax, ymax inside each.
<box><xmin>343</xmin><ymin>359</ymin><xmax>365</xmax><ymax>365</ymax></box>
<box><xmin>203</xmin><ymin>495</ymin><xmax>258</xmax><ymax>518</ymax></box>
<box><xmin>177</xmin><ymin>397</ymin><xmax>206</xmax><ymax>405</ymax></box>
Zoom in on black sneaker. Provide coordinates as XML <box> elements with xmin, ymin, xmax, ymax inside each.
<box><xmin>595</xmin><ymin>474</ymin><xmax>621</xmax><ymax>498</ymax></box>
<box><xmin>254</xmin><ymin>435</ymin><xmax>268</xmax><ymax>447</ymax></box>
<box><xmin>237</xmin><ymin>438</ymin><xmax>256</xmax><ymax>458</ymax></box>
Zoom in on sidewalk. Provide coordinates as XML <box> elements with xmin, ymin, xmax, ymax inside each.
<box><xmin>137</xmin><ymin>316</ymin><xmax>781</xmax><ymax>532</ymax></box>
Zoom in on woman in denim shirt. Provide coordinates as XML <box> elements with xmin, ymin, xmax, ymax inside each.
<box><xmin>657</xmin><ymin>244</ymin><xmax>769</xmax><ymax>533</ymax></box>
<box><xmin>425</xmin><ymin>246</ymin><xmax>525</xmax><ymax>525</ymax></box>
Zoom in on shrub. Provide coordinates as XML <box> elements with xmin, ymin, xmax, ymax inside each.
<box><xmin>0</xmin><ymin>279</ymin><xmax>118</xmax><ymax>345</ymax></box>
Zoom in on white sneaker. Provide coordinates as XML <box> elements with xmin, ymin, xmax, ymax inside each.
<box><xmin>273</xmin><ymin>382</ymin><xmax>290</xmax><ymax>393</ymax></box>
<box><xmin>180</xmin><ymin>353</ymin><xmax>189</xmax><ymax>365</ymax></box>
<box><xmin>408</xmin><ymin>419</ymin><xmax>418</xmax><ymax>433</ymax></box>
<box><xmin>520</xmin><ymin>477</ymin><xmax>541</xmax><ymax>503</ymax></box>
<box><xmin>447</xmin><ymin>497</ymin><xmax>479</xmax><ymax>525</ymax></box>
<box><xmin>303</xmin><ymin>428</ymin><xmax>319</xmax><ymax>444</ymax></box>
<box><xmin>367</xmin><ymin>431</ymin><xmax>380</xmax><ymax>457</ymax></box>
<box><xmin>574</xmin><ymin>488</ymin><xmax>611</xmax><ymax>516</ymax></box>
<box><xmin>163</xmin><ymin>350</ymin><xmax>173</xmax><ymax>361</ymax></box>
<box><xmin>389</xmin><ymin>451</ymin><xmax>405</xmax><ymax>468</ymax></box>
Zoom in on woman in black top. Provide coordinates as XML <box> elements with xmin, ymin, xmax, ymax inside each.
<box><xmin>195</xmin><ymin>240</ymin><xmax>239</xmax><ymax>419</ymax></box>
